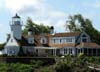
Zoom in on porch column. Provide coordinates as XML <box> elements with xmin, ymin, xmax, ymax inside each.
<box><xmin>54</xmin><ymin>49</ymin><xmax>56</xmax><ymax>56</ymax></box>
<box><xmin>75</xmin><ymin>48</ymin><xmax>77</xmax><ymax>56</ymax></box>
<box><xmin>67</xmin><ymin>48</ymin><xmax>69</xmax><ymax>55</ymax></box>
<box><xmin>69</xmin><ymin>48</ymin><xmax>71</xmax><ymax>54</ymax></box>
<box><xmin>73</xmin><ymin>48</ymin><xmax>75</xmax><ymax>55</ymax></box>
<box><xmin>53</xmin><ymin>49</ymin><xmax>56</xmax><ymax>56</ymax></box>
<box><xmin>53</xmin><ymin>49</ymin><xmax>54</xmax><ymax>56</ymax></box>
<box><xmin>82</xmin><ymin>48</ymin><xmax>84</xmax><ymax>54</ymax></box>
<box><xmin>76</xmin><ymin>48</ymin><xmax>78</xmax><ymax>56</ymax></box>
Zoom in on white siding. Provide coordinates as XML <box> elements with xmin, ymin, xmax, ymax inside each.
<box><xmin>10</xmin><ymin>24</ymin><xmax>22</xmax><ymax>40</ymax></box>
<box><xmin>4</xmin><ymin>36</ymin><xmax>20</xmax><ymax>55</ymax></box>
<box><xmin>77</xmin><ymin>32</ymin><xmax>91</xmax><ymax>43</ymax></box>
<box><xmin>50</xmin><ymin>37</ymin><xmax>76</xmax><ymax>44</ymax></box>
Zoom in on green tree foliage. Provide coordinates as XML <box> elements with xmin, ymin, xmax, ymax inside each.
<box><xmin>23</xmin><ymin>17</ymin><xmax>50</xmax><ymax>35</ymax></box>
<box><xmin>66</xmin><ymin>14</ymin><xmax>100</xmax><ymax>44</ymax></box>
<box><xmin>0</xmin><ymin>43</ymin><xmax>5</xmax><ymax>50</ymax></box>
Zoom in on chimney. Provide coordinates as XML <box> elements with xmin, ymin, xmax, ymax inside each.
<box><xmin>28</xmin><ymin>28</ymin><xmax>32</xmax><ymax>36</ymax></box>
<box><xmin>27</xmin><ymin>28</ymin><xmax>34</xmax><ymax>44</ymax></box>
<box><xmin>50</xmin><ymin>26</ymin><xmax>54</xmax><ymax>34</ymax></box>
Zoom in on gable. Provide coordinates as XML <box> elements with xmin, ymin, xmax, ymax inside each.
<box><xmin>76</xmin><ymin>32</ymin><xmax>91</xmax><ymax>43</ymax></box>
<box><xmin>5</xmin><ymin>35</ymin><xmax>19</xmax><ymax>47</ymax></box>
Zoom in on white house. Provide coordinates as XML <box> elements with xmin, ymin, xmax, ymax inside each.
<box><xmin>4</xmin><ymin>34</ymin><xmax>20</xmax><ymax>56</ymax></box>
<box><xmin>4</xmin><ymin>14</ymin><xmax>100</xmax><ymax>56</ymax></box>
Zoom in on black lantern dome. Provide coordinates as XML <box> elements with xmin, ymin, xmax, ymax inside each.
<box><xmin>12</xmin><ymin>13</ymin><xmax>20</xmax><ymax>18</ymax></box>
<box><xmin>12</xmin><ymin>13</ymin><xmax>21</xmax><ymax>25</ymax></box>
<box><xmin>50</xmin><ymin>26</ymin><xmax>54</xmax><ymax>29</ymax></box>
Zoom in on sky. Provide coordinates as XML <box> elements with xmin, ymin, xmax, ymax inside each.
<box><xmin>0</xmin><ymin>0</ymin><xmax>100</xmax><ymax>43</ymax></box>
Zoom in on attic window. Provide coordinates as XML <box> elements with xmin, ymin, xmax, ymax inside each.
<box><xmin>82</xmin><ymin>35</ymin><xmax>86</xmax><ymax>37</ymax></box>
<box><xmin>11</xmin><ymin>39</ymin><xmax>13</xmax><ymax>42</ymax></box>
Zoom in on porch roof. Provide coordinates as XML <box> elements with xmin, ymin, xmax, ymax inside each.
<box><xmin>49</xmin><ymin>43</ymin><xmax>75</xmax><ymax>48</ymax></box>
<box><xmin>76</xmin><ymin>42</ymin><xmax>100</xmax><ymax>48</ymax></box>
<box><xmin>22</xmin><ymin>46</ymin><xmax>58</xmax><ymax>49</ymax></box>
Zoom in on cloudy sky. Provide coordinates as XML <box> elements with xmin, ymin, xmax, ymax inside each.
<box><xmin>0</xmin><ymin>0</ymin><xmax>100</xmax><ymax>43</ymax></box>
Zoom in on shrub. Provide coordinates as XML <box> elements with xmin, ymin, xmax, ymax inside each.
<box><xmin>0</xmin><ymin>54</ymin><xmax>8</xmax><ymax>57</ymax></box>
<box><xmin>30</xmin><ymin>60</ymin><xmax>43</xmax><ymax>68</ymax></box>
<box><xmin>78</xmin><ymin>53</ymin><xmax>84</xmax><ymax>58</ymax></box>
<box><xmin>42</xmin><ymin>67</ymin><xmax>50</xmax><ymax>72</ymax></box>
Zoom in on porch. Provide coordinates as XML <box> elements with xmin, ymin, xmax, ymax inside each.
<box><xmin>22</xmin><ymin>46</ymin><xmax>60</xmax><ymax>56</ymax></box>
<box><xmin>76</xmin><ymin>48</ymin><xmax>100</xmax><ymax>56</ymax></box>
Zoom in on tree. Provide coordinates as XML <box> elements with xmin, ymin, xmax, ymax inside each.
<box><xmin>23</xmin><ymin>17</ymin><xmax>50</xmax><ymax>35</ymax></box>
<box><xmin>65</xmin><ymin>14</ymin><xmax>100</xmax><ymax>44</ymax></box>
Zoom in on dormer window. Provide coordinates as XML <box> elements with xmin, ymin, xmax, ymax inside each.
<box><xmin>42</xmin><ymin>39</ymin><xmax>45</xmax><ymax>43</ymax></box>
<box><xmin>82</xmin><ymin>35</ymin><xmax>86</xmax><ymax>37</ymax></box>
<box><xmin>28</xmin><ymin>38</ymin><xmax>34</xmax><ymax>44</ymax></box>
<box><xmin>41</xmin><ymin>37</ymin><xmax>47</xmax><ymax>44</ymax></box>
<box><xmin>81</xmin><ymin>34</ymin><xmax>88</xmax><ymax>42</ymax></box>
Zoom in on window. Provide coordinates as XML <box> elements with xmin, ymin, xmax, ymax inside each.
<box><xmin>82</xmin><ymin>35</ymin><xmax>86</xmax><ymax>37</ymax></box>
<box><xmin>81</xmin><ymin>34</ymin><xmax>88</xmax><ymax>42</ymax></box>
<box><xmin>82</xmin><ymin>39</ymin><xmax>87</xmax><ymax>42</ymax></box>
<box><xmin>14</xmin><ymin>21</ymin><xmax>20</xmax><ymax>25</ymax></box>
<box><xmin>36</xmin><ymin>49</ymin><xmax>38</xmax><ymax>53</ymax></box>
<box><xmin>9</xmin><ymin>50</ymin><xmax>14</xmax><ymax>54</ymax></box>
<box><xmin>30</xmin><ymin>40</ymin><xmax>33</xmax><ymax>43</ymax></box>
<box><xmin>60</xmin><ymin>39</ymin><xmax>62</xmax><ymax>43</ymax></box>
<box><xmin>11</xmin><ymin>39</ymin><xmax>13</xmax><ymax>42</ymax></box>
<box><xmin>42</xmin><ymin>39</ymin><xmax>45</xmax><ymax>43</ymax></box>
<box><xmin>64</xmin><ymin>49</ymin><xmax>67</xmax><ymax>54</ymax></box>
<box><xmin>41</xmin><ymin>38</ymin><xmax>47</xmax><ymax>44</ymax></box>
<box><xmin>41</xmin><ymin>39</ymin><xmax>46</xmax><ymax>44</ymax></box>
<box><xmin>28</xmin><ymin>38</ymin><xmax>34</xmax><ymax>44</ymax></box>
<box><xmin>53</xmin><ymin>39</ymin><xmax>55</xmax><ymax>44</ymax></box>
<box><xmin>66</xmin><ymin>38</ymin><xmax>72</xmax><ymax>43</ymax></box>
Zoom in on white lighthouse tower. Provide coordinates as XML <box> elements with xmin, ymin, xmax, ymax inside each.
<box><xmin>10</xmin><ymin>13</ymin><xmax>22</xmax><ymax>40</ymax></box>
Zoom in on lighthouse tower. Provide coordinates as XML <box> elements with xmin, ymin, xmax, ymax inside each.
<box><xmin>10</xmin><ymin>14</ymin><xmax>22</xmax><ymax>40</ymax></box>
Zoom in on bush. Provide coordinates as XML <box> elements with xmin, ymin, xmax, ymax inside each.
<box><xmin>41</xmin><ymin>67</ymin><xmax>50</xmax><ymax>72</ymax></box>
<box><xmin>55</xmin><ymin>55</ymin><xmax>92</xmax><ymax>72</ymax></box>
<box><xmin>30</xmin><ymin>60</ymin><xmax>43</xmax><ymax>68</ymax></box>
<box><xmin>0</xmin><ymin>54</ymin><xmax>8</xmax><ymax>57</ymax></box>
<box><xmin>78</xmin><ymin>53</ymin><xmax>84</xmax><ymax>58</ymax></box>
<box><xmin>0</xmin><ymin>43</ymin><xmax>5</xmax><ymax>50</ymax></box>
<box><xmin>55</xmin><ymin>62</ymin><xmax>72</xmax><ymax>72</ymax></box>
